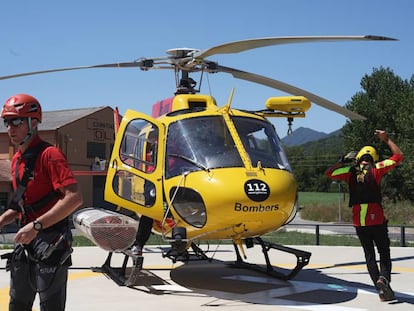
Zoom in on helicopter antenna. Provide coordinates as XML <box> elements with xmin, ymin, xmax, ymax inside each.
<box><xmin>225</xmin><ymin>88</ymin><xmax>235</xmax><ymax>109</ymax></box>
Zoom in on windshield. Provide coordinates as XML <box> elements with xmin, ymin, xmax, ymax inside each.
<box><xmin>166</xmin><ymin>116</ymin><xmax>242</xmax><ymax>177</ymax></box>
<box><xmin>165</xmin><ymin>115</ymin><xmax>291</xmax><ymax>178</ymax></box>
<box><xmin>232</xmin><ymin>116</ymin><xmax>291</xmax><ymax>171</ymax></box>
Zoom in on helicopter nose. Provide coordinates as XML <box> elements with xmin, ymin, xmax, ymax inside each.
<box><xmin>187</xmin><ymin>169</ymin><xmax>296</xmax><ymax>233</ymax></box>
<box><xmin>237</xmin><ymin>170</ymin><xmax>298</xmax><ymax>232</ymax></box>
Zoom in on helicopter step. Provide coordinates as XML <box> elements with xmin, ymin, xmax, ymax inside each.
<box><xmin>232</xmin><ymin>237</ymin><xmax>311</xmax><ymax>280</ymax></box>
<box><xmin>162</xmin><ymin>241</ymin><xmax>213</xmax><ymax>263</ymax></box>
<box><xmin>92</xmin><ymin>250</ymin><xmax>149</xmax><ymax>287</ymax></box>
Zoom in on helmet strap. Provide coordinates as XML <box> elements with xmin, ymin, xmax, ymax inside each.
<box><xmin>20</xmin><ymin>117</ymin><xmax>34</xmax><ymax>145</ymax></box>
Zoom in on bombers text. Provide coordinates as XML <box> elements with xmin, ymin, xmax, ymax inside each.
<box><xmin>234</xmin><ymin>202</ymin><xmax>279</xmax><ymax>212</ymax></box>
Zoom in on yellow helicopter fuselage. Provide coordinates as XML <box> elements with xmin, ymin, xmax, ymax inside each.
<box><xmin>104</xmin><ymin>94</ymin><xmax>305</xmax><ymax>244</ymax></box>
<box><xmin>163</xmin><ymin>167</ymin><xmax>297</xmax><ymax>240</ymax></box>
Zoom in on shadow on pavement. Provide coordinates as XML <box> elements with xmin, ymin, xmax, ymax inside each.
<box><xmin>168</xmin><ymin>258</ymin><xmax>414</xmax><ymax>307</ymax></box>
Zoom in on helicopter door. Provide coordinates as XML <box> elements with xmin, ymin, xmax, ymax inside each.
<box><xmin>104</xmin><ymin>110</ymin><xmax>165</xmax><ymax>220</ymax></box>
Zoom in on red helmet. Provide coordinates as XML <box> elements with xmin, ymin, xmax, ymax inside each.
<box><xmin>1</xmin><ymin>94</ymin><xmax>42</xmax><ymax>122</ymax></box>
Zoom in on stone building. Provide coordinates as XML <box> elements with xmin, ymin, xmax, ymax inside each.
<box><xmin>0</xmin><ymin>106</ymin><xmax>117</xmax><ymax>223</ymax></box>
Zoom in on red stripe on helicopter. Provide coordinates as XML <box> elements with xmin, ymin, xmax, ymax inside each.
<box><xmin>152</xmin><ymin>97</ymin><xmax>174</xmax><ymax>117</ymax></box>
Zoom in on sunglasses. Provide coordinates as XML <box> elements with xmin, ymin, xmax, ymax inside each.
<box><xmin>4</xmin><ymin>118</ymin><xmax>27</xmax><ymax>127</ymax></box>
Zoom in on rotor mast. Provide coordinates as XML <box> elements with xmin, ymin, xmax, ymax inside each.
<box><xmin>175</xmin><ymin>70</ymin><xmax>198</xmax><ymax>94</ymax></box>
<box><xmin>166</xmin><ymin>48</ymin><xmax>201</xmax><ymax>95</ymax></box>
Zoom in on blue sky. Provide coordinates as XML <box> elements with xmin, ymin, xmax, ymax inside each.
<box><xmin>1</xmin><ymin>0</ymin><xmax>413</xmax><ymax>137</ymax></box>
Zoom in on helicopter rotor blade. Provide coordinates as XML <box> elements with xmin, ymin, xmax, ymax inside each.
<box><xmin>0</xmin><ymin>35</ymin><xmax>395</xmax><ymax>118</ymax></box>
<box><xmin>217</xmin><ymin>65</ymin><xmax>366</xmax><ymax>120</ymax></box>
<box><xmin>0</xmin><ymin>59</ymin><xmax>161</xmax><ymax>81</ymax></box>
<box><xmin>0</xmin><ymin>35</ymin><xmax>396</xmax><ymax>82</ymax></box>
<box><xmin>194</xmin><ymin>35</ymin><xmax>397</xmax><ymax>59</ymax></box>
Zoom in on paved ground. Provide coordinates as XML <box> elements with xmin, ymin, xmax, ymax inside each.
<box><xmin>1</xmin><ymin>244</ymin><xmax>413</xmax><ymax>311</ymax></box>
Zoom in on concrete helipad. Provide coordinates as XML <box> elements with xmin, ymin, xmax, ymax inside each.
<box><xmin>1</xmin><ymin>244</ymin><xmax>414</xmax><ymax>311</ymax></box>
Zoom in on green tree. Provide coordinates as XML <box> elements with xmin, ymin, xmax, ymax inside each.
<box><xmin>285</xmin><ymin>146</ymin><xmax>309</xmax><ymax>191</ymax></box>
<box><xmin>286</xmin><ymin>132</ymin><xmax>344</xmax><ymax>192</ymax></box>
<box><xmin>343</xmin><ymin>67</ymin><xmax>414</xmax><ymax>202</ymax></box>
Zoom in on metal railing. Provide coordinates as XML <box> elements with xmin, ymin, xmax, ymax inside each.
<box><xmin>285</xmin><ymin>223</ymin><xmax>414</xmax><ymax>247</ymax></box>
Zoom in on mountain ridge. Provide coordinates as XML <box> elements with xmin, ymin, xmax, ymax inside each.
<box><xmin>281</xmin><ymin>127</ymin><xmax>341</xmax><ymax>147</ymax></box>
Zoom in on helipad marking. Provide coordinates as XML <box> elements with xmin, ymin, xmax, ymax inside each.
<box><xmin>68</xmin><ymin>270</ymin><xmax>101</xmax><ymax>280</ymax></box>
<box><xmin>0</xmin><ymin>288</ymin><xmax>9</xmax><ymax>310</ymax></box>
<box><xmin>152</xmin><ymin>284</ymin><xmax>192</xmax><ymax>292</ymax></box>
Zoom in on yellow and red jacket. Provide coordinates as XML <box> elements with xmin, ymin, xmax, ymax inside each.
<box><xmin>326</xmin><ymin>154</ymin><xmax>403</xmax><ymax>226</ymax></box>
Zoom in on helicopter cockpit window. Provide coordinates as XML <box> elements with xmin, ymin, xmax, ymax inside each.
<box><xmin>166</xmin><ymin>116</ymin><xmax>243</xmax><ymax>178</ymax></box>
<box><xmin>114</xmin><ymin>119</ymin><xmax>158</xmax><ymax>207</ymax></box>
<box><xmin>120</xmin><ymin>119</ymin><xmax>158</xmax><ymax>173</ymax></box>
<box><xmin>232</xmin><ymin>117</ymin><xmax>292</xmax><ymax>171</ymax></box>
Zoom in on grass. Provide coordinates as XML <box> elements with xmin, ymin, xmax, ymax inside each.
<box><xmin>298</xmin><ymin>192</ymin><xmax>414</xmax><ymax>225</ymax></box>
<box><xmin>298</xmin><ymin>191</ymin><xmax>347</xmax><ymax>206</ymax></box>
<box><xmin>297</xmin><ymin>191</ymin><xmax>353</xmax><ymax>223</ymax></box>
<box><xmin>262</xmin><ymin>229</ymin><xmax>414</xmax><ymax>247</ymax></box>
<box><xmin>263</xmin><ymin>230</ymin><xmax>361</xmax><ymax>246</ymax></box>
<box><xmin>72</xmin><ymin>235</ymin><xmax>96</xmax><ymax>247</ymax></box>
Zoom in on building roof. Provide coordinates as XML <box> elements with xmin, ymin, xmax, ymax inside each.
<box><xmin>0</xmin><ymin>106</ymin><xmax>112</xmax><ymax>133</ymax></box>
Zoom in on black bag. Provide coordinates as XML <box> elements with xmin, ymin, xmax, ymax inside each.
<box><xmin>26</xmin><ymin>229</ymin><xmax>73</xmax><ymax>266</ymax></box>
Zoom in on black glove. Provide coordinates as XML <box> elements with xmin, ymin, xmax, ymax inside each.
<box><xmin>339</xmin><ymin>151</ymin><xmax>356</xmax><ymax>163</ymax></box>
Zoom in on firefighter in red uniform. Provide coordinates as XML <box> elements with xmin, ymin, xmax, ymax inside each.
<box><xmin>325</xmin><ymin>129</ymin><xmax>403</xmax><ymax>302</ymax></box>
<box><xmin>0</xmin><ymin>94</ymin><xmax>83</xmax><ymax>311</ymax></box>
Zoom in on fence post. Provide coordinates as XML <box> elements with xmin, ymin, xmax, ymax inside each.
<box><xmin>400</xmin><ymin>226</ymin><xmax>406</xmax><ymax>247</ymax></box>
<box><xmin>315</xmin><ymin>225</ymin><xmax>320</xmax><ymax>245</ymax></box>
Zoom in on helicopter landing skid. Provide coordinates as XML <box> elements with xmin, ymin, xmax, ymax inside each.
<box><xmin>92</xmin><ymin>250</ymin><xmax>147</xmax><ymax>287</ymax></box>
<box><xmin>232</xmin><ymin>237</ymin><xmax>311</xmax><ymax>280</ymax></box>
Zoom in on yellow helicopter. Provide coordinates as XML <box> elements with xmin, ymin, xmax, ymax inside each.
<box><xmin>0</xmin><ymin>35</ymin><xmax>396</xmax><ymax>285</ymax></box>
